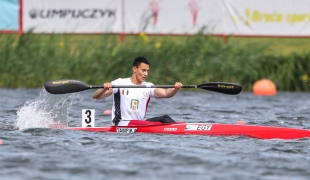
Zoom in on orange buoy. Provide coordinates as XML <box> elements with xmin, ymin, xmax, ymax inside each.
<box><xmin>0</xmin><ymin>140</ymin><xmax>3</xmax><ymax>145</ymax></box>
<box><xmin>103</xmin><ymin>110</ymin><xmax>112</xmax><ymax>115</ymax></box>
<box><xmin>236</xmin><ymin>119</ymin><xmax>246</xmax><ymax>125</ymax></box>
<box><xmin>253</xmin><ymin>79</ymin><xmax>277</xmax><ymax>96</ymax></box>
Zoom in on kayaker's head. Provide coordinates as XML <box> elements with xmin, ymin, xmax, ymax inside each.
<box><xmin>131</xmin><ymin>57</ymin><xmax>150</xmax><ymax>84</ymax></box>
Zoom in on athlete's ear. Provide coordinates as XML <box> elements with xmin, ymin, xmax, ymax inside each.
<box><xmin>132</xmin><ymin>66</ymin><xmax>137</xmax><ymax>72</ymax></box>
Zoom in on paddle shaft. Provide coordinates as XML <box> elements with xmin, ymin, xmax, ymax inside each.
<box><xmin>89</xmin><ymin>85</ymin><xmax>197</xmax><ymax>89</ymax></box>
<box><xmin>44</xmin><ymin>79</ymin><xmax>242</xmax><ymax>95</ymax></box>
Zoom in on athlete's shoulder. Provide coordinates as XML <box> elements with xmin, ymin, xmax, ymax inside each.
<box><xmin>112</xmin><ymin>78</ymin><xmax>130</xmax><ymax>84</ymax></box>
<box><xmin>143</xmin><ymin>81</ymin><xmax>154</xmax><ymax>86</ymax></box>
<box><xmin>143</xmin><ymin>82</ymin><xmax>155</xmax><ymax>97</ymax></box>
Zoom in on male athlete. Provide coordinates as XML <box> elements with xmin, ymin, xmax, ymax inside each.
<box><xmin>93</xmin><ymin>56</ymin><xmax>182</xmax><ymax>126</ymax></box>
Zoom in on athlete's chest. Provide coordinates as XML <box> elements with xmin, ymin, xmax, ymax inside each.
<box><xmin>119</xmin><ymin>88</ymin><xmax>151</xmax><ymax>100</ymax></box>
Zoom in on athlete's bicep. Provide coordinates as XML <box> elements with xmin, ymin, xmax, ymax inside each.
<box><xmin>154</xmin><ymin>88</ymin><xmax>166</xmax><ymax>98</ymax></box>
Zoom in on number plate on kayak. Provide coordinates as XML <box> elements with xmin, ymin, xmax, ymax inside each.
<box><xmin>116</xmin><ymin>128</ymin><xmax>137</xmax><ymax>133</ymax></box>
<box><xmin>185</xmin><ymin>124</ymin><xmax>212</xmax><ymax>130</ymax></box>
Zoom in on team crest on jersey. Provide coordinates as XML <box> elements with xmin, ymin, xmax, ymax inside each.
<box><xmin>122</xmin><ymin>89</ymin><xmax>129</xmax><ymax>95</ymax></box>
<box><xmin>131</xmin><ymin>99</ymin><xmax>139</xmax><ymax>110</ymax></box>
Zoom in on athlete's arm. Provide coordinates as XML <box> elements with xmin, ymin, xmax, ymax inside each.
<box><xmin>154</xmin><ymin>82</ymin><xmax>182</xmax><ymax>98</ymax></box>
<box><xmin>93</xmin><ymin>82</ymin><xmax>113</xmax><ymax>100</ymax></box>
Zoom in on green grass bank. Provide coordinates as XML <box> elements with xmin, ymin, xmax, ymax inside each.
<box><xmin>1</xmin><ymin>33</ymin><xmax>309</xmax><ymax>91</ymax></box>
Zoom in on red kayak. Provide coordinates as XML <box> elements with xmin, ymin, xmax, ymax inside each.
<box><xmin>61</xmin><ymin>122</ymin><xmax>310</xmax><ymax>140</ymax></box>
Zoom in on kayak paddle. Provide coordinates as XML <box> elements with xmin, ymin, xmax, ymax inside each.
<box><xmin>44</xmin><ymin>79</ymin><xmax>242</xmax><ymax>95</ymax></box>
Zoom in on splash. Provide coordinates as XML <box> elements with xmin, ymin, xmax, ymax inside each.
<box><xmin>16</xmin><ymin>89</ymin><xmax>77</xmax><ymax>130</ymax></box>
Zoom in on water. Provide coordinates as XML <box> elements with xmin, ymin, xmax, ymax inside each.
<box><xmin>1</xmin><ymin>88</ymin><xmax>310</xmax><ymax>180</ymax></box>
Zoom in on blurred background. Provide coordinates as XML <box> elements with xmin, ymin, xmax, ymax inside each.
<box><xmin>1</xmin><ymin>0</ymin><xmax>310</xmax><ymax>92</ymax></box>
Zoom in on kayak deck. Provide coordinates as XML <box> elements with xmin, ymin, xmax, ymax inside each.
<box><xmin>64</xmin><ymin>123</ymin><xmax>310</xmax><ymax>140</ymax></box>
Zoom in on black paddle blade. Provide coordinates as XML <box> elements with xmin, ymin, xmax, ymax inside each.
<box><xmin>44</xmin><ymin>79</ymin><xmax>90</xmax><ymax>94</ymax></box>
<box><xmin>197</xmin><ymin>82</ymin><xmax>242</xmax><ymax>95</ymax></box>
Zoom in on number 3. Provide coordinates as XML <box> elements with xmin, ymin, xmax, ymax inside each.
<box><xmin>82</xmin><ymin>109</ymin><xmax>95</xmax><ymax>127</ymax></box>
<box><xmin>85</xmin><ymin>110</ymin><xmax>91</xmax><ymax>123</ymax></box>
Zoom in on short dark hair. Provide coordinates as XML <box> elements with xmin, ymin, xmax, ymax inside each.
<box><xmin>133</xmin><ymin>56</ymin><xmax>149</xmax><ymax>67</ymax></box>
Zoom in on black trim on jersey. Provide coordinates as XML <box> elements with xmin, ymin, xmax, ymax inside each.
<box><xmin>113</xmin><ymin>89</ymin><xmax>121</xmax><ymax>125</ymax></box>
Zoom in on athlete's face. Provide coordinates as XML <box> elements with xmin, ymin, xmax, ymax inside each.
<box><xmin>133</xmin><ymin>63</ymin><xmax>149</xmax><ymax>83</ymax></box>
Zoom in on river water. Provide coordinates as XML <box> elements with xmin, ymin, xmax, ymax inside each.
<box><xmin>0</xmin><ymin>87</ymin><xmax>310</xmax><ymax>180</ymax></box>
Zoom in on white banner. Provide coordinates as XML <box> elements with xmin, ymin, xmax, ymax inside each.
<box><xmin>21</xmin><ymin>0</ymin><xmax>310</xmax><ymax>36</ymax></box>
<box><xmin>23</xmin><ymin>0</ymin><xmax>122</xmax><ymax>33</ymax></box>
<box><xmin>124</xmin><ymin>0</ymin><xmax>222</xmax><ymax>34</ymax></box>
<box><xmin>223</xmin><ymin>0</ymin><xmax>310</xmax><ymax>36</ymax></box>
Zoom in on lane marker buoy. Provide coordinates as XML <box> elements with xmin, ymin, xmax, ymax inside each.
<box><xmin>236</xmin><ymin>120</ymin><xmax>246</xmax><ymax>125</ymax></box>
<box><xmin>103</xmin><ymin>110</ymin><xmax>112</xmax><ymax>115</ymax></box>
<box><xmin>253</xmin><ymin>79</ymin><xmax>277</xmax><ymax>96</ymax></box>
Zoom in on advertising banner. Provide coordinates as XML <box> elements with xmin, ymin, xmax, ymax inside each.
<box><xmin>0</xmin><ymin>0</ymin><xmax>19</xmax><ymax>31</ymax></box>
<box><xmin>19</xmin><ymin>0</ymin><xmax>310</xmax><ymax>36</ymax></box>
<box><xmin>124</xmin><ymin>0</ymin><xmax>223</xmax><ymax>34</ymax></box>
<box><xmin>23</xmin><ymin>0</ymin><xmax>122</xmax><ymax>33</ymax></box>
<box><xmin>223</xmin><ymin>0</ymin><xmax>310</xmax><ymax>36</ymax></box>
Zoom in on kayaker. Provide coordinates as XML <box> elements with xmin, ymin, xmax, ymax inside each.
<box><xmin>93</xmin><ymin>56</ymin><xmax>183</xmax><ymax>126</ymax></box>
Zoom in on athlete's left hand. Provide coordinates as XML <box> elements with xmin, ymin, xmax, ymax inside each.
<box><xmin>174</xmin><ymin>82</ymin><xmax>183</xmax><ymax>91</ymax></box>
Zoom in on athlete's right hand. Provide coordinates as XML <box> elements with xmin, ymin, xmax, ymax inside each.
<box><xmin>103</xmin><ymin>82</ymin><xmax>112</xmax><ymax>91</ymax></box>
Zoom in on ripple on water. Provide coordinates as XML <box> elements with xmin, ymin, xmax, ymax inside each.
<box><xmin>1</xmin><ymin>89</ymin><xmax>310</xmax><ymax>179</ymax></box>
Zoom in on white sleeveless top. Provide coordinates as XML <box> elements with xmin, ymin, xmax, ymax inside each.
<box><xmin>111</xmin><ymin>78</ymin><xmax>155</xmax><ymax>125</ymax></box>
